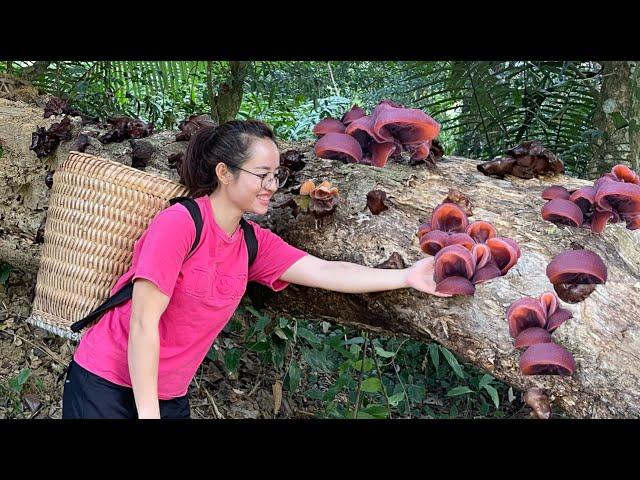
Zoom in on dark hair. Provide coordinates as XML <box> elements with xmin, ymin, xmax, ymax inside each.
<box><xmin>180</xmin><ymin>119</ymin><xmax>277</xmax><ymax>197</ymax></box>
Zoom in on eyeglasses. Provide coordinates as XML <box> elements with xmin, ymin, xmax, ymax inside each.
<box><xmin>231</xmin><ymin>165</ymin><xmax>290</xmax><ymax>189</ymax></box>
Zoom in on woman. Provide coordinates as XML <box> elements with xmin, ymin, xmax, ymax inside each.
<box><xmin>62</xmin><ymin>120</ymin><xmax>449</xmax><ymax>419</ymax></box>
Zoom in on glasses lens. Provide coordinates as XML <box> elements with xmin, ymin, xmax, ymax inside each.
<box><xmin>276</xmin><ymin>167</ymin><xmax>289</xmax><ymax>187</ymax></box>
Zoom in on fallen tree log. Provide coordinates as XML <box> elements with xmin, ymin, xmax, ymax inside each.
<box><xmin>258</xmin><ymin>147</ymin><xmax>640</xmax><ymax>419</ymax></box>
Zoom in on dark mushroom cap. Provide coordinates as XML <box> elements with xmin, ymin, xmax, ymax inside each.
<box><xmin>519</xmin><ymin>343</ymin><xmax>576</xmax><ymax>376</ymax></box>
<box><xmin>434</xmin><ymin>244</ymin><xmax>475</xmax><ymax>283</ymax></box>
<box><xmin>546</xmin><ymin>249</ymin><xmax>608</xmax><ymax>285</ymax></box>
<box><xmin>542</xmin><ymin>198</ymin><xmax>584</xmax><ymax>227</ymax></box>
<box><xmin>506</xmin><ymin>297</ymin><xmax>547</xmax><ymax>338</ymax></box>
<box><xmin>314</xmin><ymin>132</ymin><xmax>362</xmax><ymax>164</ymax></box>
<box><xmin>466</xmin><ymin>221</ymin><xmax>497</xmax><ymax>244</ymax></box>
<box><xmin>541</xmin><ymin>185</ymin><xmax>572</xmax><ymax>201</ymax></box>
<box><xmin>312</xmin><ymin>118</ymin><xmax>346</xmax><ymax>137</ymax></box>
<box><xmin>514</xmin><ymin>327</ymin><xmax>553</xmax><ymax>349</ymax></box>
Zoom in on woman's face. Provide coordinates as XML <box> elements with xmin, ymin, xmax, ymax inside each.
<box><xmin>226</xmin><ymin>138</ymin><xmax>281</xmax><ymax>215</ymax></box>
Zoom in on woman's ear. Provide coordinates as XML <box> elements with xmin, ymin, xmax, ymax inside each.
<box><xmin>215</xmin><ymin>162</ymin><xmax>232</xmax><ymax>185</ymax></box>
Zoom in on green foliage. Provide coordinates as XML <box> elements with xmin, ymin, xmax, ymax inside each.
<box><xmin>0</xmin><ymin>368</ymin><xmax>31</xmax><ymax>416</ymax></box>
<box><xmin>372</xmin><ymin>61</ymin><xmax>603</xmax><ymax>177</ymax></box>
<box><xmin>217</xmin><ymin>305</ymin><xmax>524</xmax><ymax>419</ymax></box>
<box><xmin>4</xmin><ymin>60</ymin><xmax>606</xmax><ymax>178</ymax></box>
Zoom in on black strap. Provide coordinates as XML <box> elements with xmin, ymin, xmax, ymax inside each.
<box><xmin>168</xmin><ymin>196</ymin><xmax>203</xmax><ymax>261</ymax></box>
<box><xmin>240</xmin><ymin>218</ymin><xmax>258</xmax><ymax>266</ymax></box>
<box><xmin>70</xmin><ymin>197</ymin><xmax>259</xmax><ymax>333</ymax></box>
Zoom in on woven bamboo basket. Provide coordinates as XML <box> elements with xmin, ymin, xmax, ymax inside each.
<box><xmin>26</xmin><ymin>151</ymin><xmax>190</xmax><ymax>340</ymax></box>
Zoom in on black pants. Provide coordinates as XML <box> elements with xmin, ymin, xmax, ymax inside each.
<box><xmin>62</xmin><ymin>359</ymin><xmax>190</xmax><ymax>419</ymax></box>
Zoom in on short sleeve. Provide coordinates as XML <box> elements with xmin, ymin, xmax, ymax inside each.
<box><xmin>131</xmin><ymin>207</ymin><xmax>196</xmax><ymax>297</ymax></box>
<box><xmin>247</xmin><ymin>221</ymin><xmax>308</xmax><ymax>291</ymax></box>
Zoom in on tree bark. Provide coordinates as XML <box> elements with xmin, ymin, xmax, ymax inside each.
<box><xmin>207</xmin><ymin>61</ymin><xmax>250</xmax><ymax>124</ymax></box>
<box><xmin>629</xmin><ymin>62</ymin><xmax>640</xmax><ymax>173</ymax></box>
<box><xmin>2</xmin><ymin>98</ymin><xmax>639</xmax><ymax>418</ymax></box>
<box><xmin>589</xmin><ymin>61</ymin><xmax>632</xmax><ymax>178</ymax></box>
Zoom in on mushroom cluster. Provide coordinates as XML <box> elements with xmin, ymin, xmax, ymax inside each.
<box><xmin>546</xmin><ymin>249</ymin><xmax>607</xmax><ymax>303</ymax></box>
<box><xmin>506</xmin><ymin>291</ymin><xmax>576</xmax><ymax>376</ymax></box>
<box><xmin>416</xmin><ymin>202</ymin><xmax>521</xmax><ymax>295</ymax></box>
<box><xmin>278</xmin><ymin>180</ymin><xmax>342</xmax><ymax>222</ymax></box>
<box><xmin>313</xmin><ymin>99</ymin><xmax>441</xmax><ymax>168</ymax></box>
<box><xmin>98</xmin><ymin>116</ymin><xmax>154</xmax><ymax>144</ymax></box>
<box><xmin>175</xmin><ymin>113</ymin><xmax>216</xmax><ymax>141</ymax></box>
<box><xmin>30</xmin><ymin>116</ymin><xmax>74</xmax><ymax>158</ymax></box>
<box><xmin>541</xmin><ymin>164</ymin><xmax>640</xmax><ymax>233</ymax></box>
<box><xmin>477</xmin><ymin>141</ymin><xmax>564</xmax><ymax>179</ymax></box>
<box><xmin>43</xmin><ymin>96</ymin><xmax>97</xmax><ymax>124</ymax></box>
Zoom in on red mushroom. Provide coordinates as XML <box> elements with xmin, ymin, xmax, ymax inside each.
<box><xmin>485</xmin><ymin>237</ymin><xmax>521</xmax><ymax>275</ymax></box>
<box><xmin>519</xmin><ymin>343</ymin><xmax>576</xmax><ymax>375</ymax></box>
<box><xmin>314</xmin><ymin>132</ymin><xmax>362</xmax><ymax>164</ymax></box>
<box><xmin>506</xmin><ymin>297</ymin><xmax>547</xmax><ymax>338</ymax></box>
<box><xmin>433</xmin><ymin>245</ymin><xmax>476</xmax><ymax>296</ymax></box>
<box><xmin>546</xmin><ymin>249</ymin><xmax>607</xmax><ymax>303</ymax></box>
<box><xmin>340</xmin><ymin>105</ymin><xmax>366</xmax><ymax>126</ymax></box>
<box><xmin>541</xmin><ymin>198</ymin><xmax>584</xmax><ymax>227</ymax></box>
<box><xmin>541</xmin><ymin>185</ymin><xmax>572</xmax><ymax>201</ymax></box>
<box><xmin>312</xmin><ymin>118</ymin><xmax>346</xmax><ymax>137</ymax></box>
<box><xmin>430</xmin><ymin>203</ymin><xmax>469</xmax><ymax>233</ymax></box>
<box><xmin>370</xmin><ymin>101</ymin><xmax>441</xmax><ymax>145</ymax></box>
<box><xmin>514</xmin><ymin>327</ymin><xmax>553</xmax><ymax>349</ymax></box>
<box><xmin>466</xmin><ymin>221</ymin><xmax>497</xmax><ymax>244</ymax></box>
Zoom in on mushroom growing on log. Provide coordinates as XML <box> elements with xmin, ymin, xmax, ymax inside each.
<box><xmin>541</xmin><ymin>164</ymin><xmax>640</xmax><ymax>234</ymax></box>
<box><xmin>314</xmin><ymin>100</ymin><xmax>442</xmax><ymax>169</ymax></box>
<box><xmin>546</xmin><ymin>249</ymin><xmax>608</xmax><ymax>303</ymax></box>
<box><xmin>478</xmin><ymin>141</ymin><xmax>564</xmax><ymax>179</ymax></box>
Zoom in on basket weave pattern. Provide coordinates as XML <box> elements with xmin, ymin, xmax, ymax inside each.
<box><xmin>27</xmin><ymin>151</ymin><xmax>189</xmax><ymax>340</ymax></box>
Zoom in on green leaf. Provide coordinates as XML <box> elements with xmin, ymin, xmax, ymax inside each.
<box><xmin>446</xmin><ymin>386</ymin><xmax>474</xmax><ymax>397</ymax></box>
<box><xmin>483</xmin><ymin>384</ymin><xmax>500</xmax><ymax>409</ymax></box>
<box><xmin>273</xmin><ymin>327</ymin><xmax>289</xmax><ymax>340</ymax></box>
<box><xmin>16</xmin><ymin>369</ymin><xmax>30</xmax><ymax>387</ymax></box>
<box><xmin>352</xmin><ymin>358</ymin><xmax>375</xmax><ymax>372</ymax></box>
<box><xmin>247</xmin><ymin>341</ymin><xmax>270</xmax><ymax>352</ymax></box>
<box><xmin>359</xmin><ymin>405</ymin><xmax>389</xmax><ymax>419</ymax></box>
<box><xmin>478</xmin><ymin>374</ymin><xmax>494</xmax><ymax>389</ymax></box>
<box><xmin>428</xmin><ymin>343</ymin><xmax>440</xmax><ymax>375</ymax></box>
<box><xmin>374</xmin><ymin>345</ymin><xmax>395</xmax><ymax>358</ymax></box>
<box><xmin>353</xmin><ymin>410</ymin><xmax>376</xmax><ymax>419</ymax></box>
<box><xmin>206</xmin><ymin>347</ymin><xmax>218</xmax><ymax>362</ymax></box>
<box><xmin>223</xmin><ymin>348</ymin><xmax>241</xmax><ymax>373</ymax></box>
<box><xmin>287</xmin><ymin>360</ymin><xmax>301</xmax><ymax>393</ymax></box>
<box><xmin>296</xmin><ymin>327</ymin><xmax>320</xmax><ymax>344</ymax></box>
<box><xmin>388</xmin><ymin>392</ymin><xmax>405</xmax><ymax>407</ymax></box>
<box><xmin>270</xmin><ymin>340</ymin><xmax>286</xmax><ymax>369</ymax></box>
<box><xmin>439</xmin><ymin>346</ymin><xmax>465</xmax><ymax>379</ymax></box>
<box><xmin>302</xmin><ymin>347</ymin><xmax>332</xmax><ymax>373</ymax></box>
<box><xmin>360</xmin><ymin>377</ymin><xmax>382</xmax><ymax>393</ymax></box>
<box><xmin>408</xmin><ymin>384</ymin><xmax>426</xmax><ymax>403</ymax></box>
<box><xmin>305</xmin><ymin>388</ymin><xmax>325</xmax><ymax>400</ymax></box>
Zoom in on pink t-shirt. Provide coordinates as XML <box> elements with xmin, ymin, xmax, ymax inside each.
<box><xmin>73</xmin><ymin>195</ymin><xmax>307</xmax><ymax>399</ymax></box>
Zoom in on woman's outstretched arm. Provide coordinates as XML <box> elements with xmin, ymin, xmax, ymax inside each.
<box><xmin>279</xmin><ymin>254</ymin><xmax>451</xmax><ymax>297</ymax></box>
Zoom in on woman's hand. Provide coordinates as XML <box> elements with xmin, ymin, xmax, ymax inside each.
<box><xmin>404</xmin><ymin>257</ymin><xmax>452</xmax><ymax>297</ymax></box>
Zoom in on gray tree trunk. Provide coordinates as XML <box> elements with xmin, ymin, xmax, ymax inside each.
<box><xmin>589</xmin><ymin>61</ymin><xmax>632</xmax><ymax>178</ymax></box>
